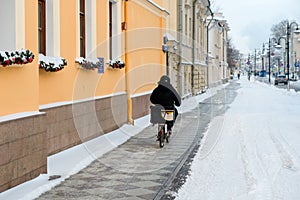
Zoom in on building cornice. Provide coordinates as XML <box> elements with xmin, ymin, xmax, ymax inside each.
<box><xmin>131</xmin><ymin>0</ymin><xmax>169</xmax><ymax>17</ymax></box>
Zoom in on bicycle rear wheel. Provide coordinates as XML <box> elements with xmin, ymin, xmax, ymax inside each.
<box><xmin>159</xmin><ymin>134</ymin><xmax>164</xmax><ymax>148</ymax></box>
<box><xmin>158</xmin><ymin>126</ymin><xmax>165</xmax><ymax>148</ymax></box>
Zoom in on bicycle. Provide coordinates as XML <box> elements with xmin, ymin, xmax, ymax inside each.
<box><xmin>150</xmin><ymin>105</ymin><xmax>174</xmax><ymax>148</ymax></box>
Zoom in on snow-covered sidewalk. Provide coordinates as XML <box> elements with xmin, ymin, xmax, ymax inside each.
<box><xmin>0</xmin><ymin>83</ymin><xmax>226</xmax><ymax>200</ymax></box>
<box><xmin>175</xmin><ymin>77</ymin><xmax>300</xmax><ymax>200</ymax></box>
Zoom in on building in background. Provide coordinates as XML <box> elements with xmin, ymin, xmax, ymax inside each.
<box><xmin>291</xmin><ymin>30</ymin><xmax>300</xmax><ymax>77</ymax></box>
<box><xmin>163</xmin><ymin>0</ymin><xmax>211</xmax><ymax>97</ymax></box>
<box><xmin>207</xmin><ymin>12</ymin><xmax>229</xmax><ymax>86</ymax></box>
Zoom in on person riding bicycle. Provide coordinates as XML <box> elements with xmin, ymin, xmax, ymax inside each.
<box><xmin>150</xmin><ymin>75</ymin><xmax>181</xmax><ymax>136</ymax></box>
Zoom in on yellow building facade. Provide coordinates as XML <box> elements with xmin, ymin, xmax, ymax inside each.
<box><xmin>0</xmin><ymin>0</ymin><xmax>167</xmax><ymax>192</ymax></box>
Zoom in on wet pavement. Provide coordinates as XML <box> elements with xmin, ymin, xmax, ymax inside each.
<box><xmin>36</xmin><ymin>81</ymin><xmax>240</xmax><ymax>200</ymax></box>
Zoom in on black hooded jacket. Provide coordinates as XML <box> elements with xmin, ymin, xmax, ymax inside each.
<box><xmin>150</xmin><ymin>84</ymin><xmax>181</xmax><ymax>108</ymax></box>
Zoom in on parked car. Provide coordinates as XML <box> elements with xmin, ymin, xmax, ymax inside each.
<box><xmin>274</xmin><ymin>75</ymin><xmax>288</xmax><ymax>85</ymax></box>
<box><xmin>259</xmin><ymin>70</ymin><xmax>267</xmax><ymax>77</ymax></box>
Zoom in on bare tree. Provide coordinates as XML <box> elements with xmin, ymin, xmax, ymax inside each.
<box><xmin>210</xmin><ymin>0</ymin><xmax>220</xmax><ymax>13</ymax></box>
<box><xmin>227</xmin><ymin>37</ymin><xmax>242</xmax><ymax>73</ymax></box>
<box><xmin>270</xmin><ymin>19</ymin><xmax>288</xmax><ymax>38</ymax></box>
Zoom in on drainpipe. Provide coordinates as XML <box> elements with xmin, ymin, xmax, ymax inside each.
<box><xmin>124</xmin><ymin>0</ymin><xmax>134</xmax><ymax>124</ymax></box>
<box><xmin>206</xmin><ymin>5</ymin><xmax>213</xmax><ymax>89</ymax></box>
<box><xmin>191</xmin><ymin>0</ymin><xmax>198</xmax><ymax>95</ymax></box>
<box><xmin>177</xmin><ymin>0</ymin><xmax>183</xmax><ymax>96</ymax></box>
<box><xmin>192</xmin><ymin>0</ymin><xmax>203</xmax><ymax>95</ymax></box>
<box><xmin>222</xmin><ymin>29</ymin><xmax>225</xmax><ymax>79</ymax></box>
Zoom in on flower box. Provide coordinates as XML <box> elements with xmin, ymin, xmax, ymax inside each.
<box><xmin>0</xmin><ymin>49</ymin><xmax>34</xmax><ymax>67</ymax></box>
<box><xmin>107</xmin><ymin>59</ymin><xmax>125</xmax><ymax>69</ymax></box>
<box><xmin>39</xmin><ymin>54</ymin><xmax>67</xmax><ymax>72</ymax></box>
<box><xmin>75</xmin><ymin>57</ymin><xmax>101</xmax><ymax>70</ymax></box>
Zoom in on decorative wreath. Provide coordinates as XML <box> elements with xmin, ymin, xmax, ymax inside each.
<box><xmin>107</xmin><ymin>59</ymin><xmax>125</xmax><ymax>69</ymax></box>
<box><xmin>75</xmin><ymin>57</ymin><xmax>102</xmax><ymax>70</ymax></box>
<box><xmin>39</xmin><ymin>54</ymin><xmax>67</xmax><ymax>72</ymax></box>
<box><xmin>0</xmin><ymin>49</ymin><xmax>34</xmax><ymax>67</ymax></box>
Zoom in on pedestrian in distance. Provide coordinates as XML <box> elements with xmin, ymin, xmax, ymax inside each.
<box><xmin>248</xmin><ymin>71</ymin><xmax>251</xmax><ymax>81</ymax></box>
<box><xmin>237</xmin><ymin>72</ymin><xmax>240</xmax><ymax>79</ymax></box>
<box><xmin>150</xmin><ymin>75</ymin><xmax>181</xmax><ymax>135</ymax></box>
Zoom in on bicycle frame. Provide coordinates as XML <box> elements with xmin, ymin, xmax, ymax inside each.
<box><xmin>156</xmin><ymin>109</ymin><xmax>174</xmax><ymax>148</ymax></box>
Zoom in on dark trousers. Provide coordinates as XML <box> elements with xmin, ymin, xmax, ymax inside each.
<box><xmin>166</xmin><ymin>108</ymin><xmax>178</xmax><ymax>131</ymax></box>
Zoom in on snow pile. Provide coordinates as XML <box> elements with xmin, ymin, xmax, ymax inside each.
<box><xmin>175</xmin><ymin>77</ymin><xmax>300</xmax><ymax>200</ymax></box>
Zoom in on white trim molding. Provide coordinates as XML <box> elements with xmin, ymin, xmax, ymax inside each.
<box><xmin>110</xmin><ymin>0</ymin><xmax>122</xmax><ymax>59</ymax></box>
<box><xmin>46</xmin><ymin>0</ymin><xmax>61</xmax><ymax>56</ymax></box>
<box><xmin>86</xmin><ymin>0</ymin><xmax>97</xmax><ymax>57</ymax></box>
<box><xmin>132</xmin><ymin>0</ymin><xmax>169</xmax><ymax>18</ymax></box>
<box><xmin>15</xmin><ymin>0</ymin><xmax>25</xmax><ymax>50</ymax></box>
<box><xmin>0</xmin><ymin>1</ymin><xmax>16</xmax><ymax>50</ymax></box>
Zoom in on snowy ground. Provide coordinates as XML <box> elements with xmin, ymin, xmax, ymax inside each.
<box><xmin>0</xmin><ymin>83</ymin><xmax>223</xmax><ymax>200</ymax></box>
<box><xmin>175</xmin><ymin>76</ymin><xmax>300</xmax><ymax>200</ymax></box>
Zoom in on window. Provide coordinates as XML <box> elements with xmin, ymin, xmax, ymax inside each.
<box><xmin>80</xmin><ymin>0</ymin><xmax>86</xmax><ymax>57</ymax></box>
<box><xmin>189</xmin><ymin>17</ymin><xmax>191</xmax><ymax>43</ymax></box>
<box><xmin>197</xmin><ymin>18</ymin><xmax>200</xmax><ymax>45</ymax></box>
<box><xmin>38</xmin><ymin>0</ymin><xmax>46</xmax><ymax>54</ymax></box>
<box><xmin>185</xmin><ymin>14</ymin><xmax>187</xmax><ymax>36</ymax></box>
<box><xmin>109</xmin><ymin>2</ymin><xmax>112</xmax><ymax>60</ymax></box>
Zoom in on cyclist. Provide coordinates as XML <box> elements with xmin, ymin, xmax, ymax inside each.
<box><xmin>150</xmin><ymin>75</ymin><xmax>181</xmax><ymax>136</ymax></box>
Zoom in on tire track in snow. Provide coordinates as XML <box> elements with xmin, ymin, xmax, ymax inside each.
<box><xmin>252</xmin><ymin>116</ymin><xmax>296</xmax><ymax>200</ymax></box>
<box><xmin>254</xmin><ymin>138</ymin><xmax>281</xmax><ymax>200</ymax></box>
<box><xmin>195</xmin><ymin>116</ymin><xmax>226</xmax><ymax>199</ymax></box>
<box><xmin>265</xmin><ymin>119</ymin><xmax>300</xmax><ymax>199</ymax></box>
<box><xmin>237</xmin><ymin>114</ymin><xmax>278</xmax><ymax>200</ymax></box>
<box><xmin>269</xmin><ymin>132</ymin><xmax>298</xmax><ymax>171</ymax></box>
<box><xmin>236</xmin><ymin>117</ymin><xmax>257</xmax><ymax>193</ymax></box>
<box><xmin>268</xmin><ymin>119</ymin><xmax>299</xmax><ymax>172</ymax></box>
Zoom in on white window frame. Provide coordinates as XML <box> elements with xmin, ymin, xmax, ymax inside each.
<box><xmin>86</xmin><ymin>0</ymin><xmax>97</xmax><ymax>58</ymax></box>
<box><xmin>110</xmin><ymin>0</ymin><xmax>121</xmax><ymax>60</ymax></box>
<box><xmin>46</xmin><ymin>0</ymin><xmax>60</xmax><ymax>56</ymax></box>
<box><xmin>0</xmin><ymin>0</ymin><xmax>25</xmax><ymax>51</ymax></box>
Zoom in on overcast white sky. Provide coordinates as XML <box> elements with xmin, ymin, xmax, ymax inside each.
<box><xmin>213</xmin><ymin>0</ymin><xmax>300</xmax><ymax>54</ymax></box>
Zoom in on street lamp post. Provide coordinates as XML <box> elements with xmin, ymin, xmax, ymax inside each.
<box><xmin>286</xmin><ymin>21</ymin><xmax>300</xmax><ymax>82</ymax></box>
<box><xmin>268</xmin><ymin>38</ymin><xmax>277</xmax><ymax>83</ymax></box>
<box><xmin>275</xmin><ymin>22</ymin><xmax>300</xmax><ymax>88</ymax></box>
<box><xmin>262</xmin><ymin>44</ymin><xmax>265</xmax><ymax>72</ymax></box>
<box><xmin>254</xmin><ymin>49</ymin><xmax>257</xmax><ymax>76</ymax></box>
<box><xmin>269</xmin><ymin>39</ymin><xmax>271</xmax><ymax>83</ymax></box>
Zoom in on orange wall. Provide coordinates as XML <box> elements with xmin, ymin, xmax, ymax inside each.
<box><xmin>126</xmin><ymin>1</ymin><xmax>166</xmax><ymax>95</ymax></box>
<box><xmin>0</xmin><ymin>0</ymin><xmax>39</xmax><ymax>116</ymax></box>
<box><xmin>0</xmin><ymin>0</ymin><xmax>166</xmax><ymax>116</ymax></box>
<box><xmin>39</xmin><ymin>0</ymin><xmax>77</xmax><ymax>105</ymax></box>
<box><xmin>94</xmin><ymin>0</ymin><xmax>126</xmax><ymax>96</ymax></box>
<box><xmin>39</xmin><ymin>0</ymin><xmax>126</xmax><ymax>105</ymax></box>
